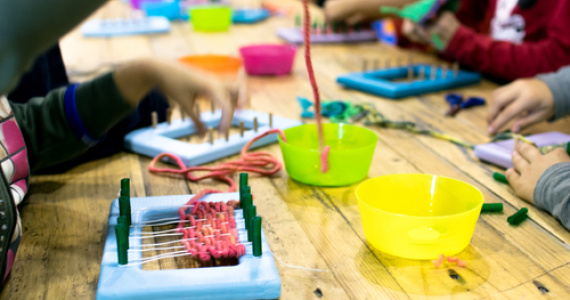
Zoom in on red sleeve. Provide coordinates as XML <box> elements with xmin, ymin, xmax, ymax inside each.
<box><xmin>445</xmin><ymin>2</ymin><xmax>570</xmax><ymax>81</ymax></box>
<box><xmin>454</xmin><ymin>0</ymin><xmax>490</xmax><ymax>30</ymax></box>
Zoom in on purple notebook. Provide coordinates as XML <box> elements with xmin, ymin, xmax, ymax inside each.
<box><xmin>474</xmin><ymin>132</ymin><xmax>570</xmax><ymax>169</ymax></box>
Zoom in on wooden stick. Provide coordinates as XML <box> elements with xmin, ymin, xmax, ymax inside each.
<box><xmin>224</xmin><ymin>130</ymin><xmax>229</xmax><ymax>142</ymax></box>
<box><xmin>452</xmin><ymin>62</ymin><xmax>459</xmax><ymax>77</ymax></box>
<box><xmin>211</xmin><ymin>101</ymin><xmax>215</xmax><ymax>113</ymax></box>
<box><xmin>269</xmin><ymin>113</ymin><xmax>273</xmax><ymax>128</ymax></box>
<box><xmin>208</xmin><ymin>127</ymin><xmax>214</xmax><ymax>145</ymax></box>
<box><xmin>166</xmin><ymin>108</ymin><xmax>172</xmax><ymax>125</ymax></box>
<box><xmin>253</xmin><ymin>117</ymin><xmax>258</xmax><ymax>132</ymax></box>
<box><xmin>239</xmin><ymin>121</ymin><xmax>245</xmax><ymax>137</ymax></box>
<box><xmin>151</xmin><ymin>111</ymin><xmax>158</xmax><ymax>129</ymax></box>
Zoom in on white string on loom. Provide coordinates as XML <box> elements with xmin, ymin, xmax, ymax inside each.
<box><xmin>120</xmin><ymin>243</ymin><xmax>331</xmax><ymax>273</ymax></box>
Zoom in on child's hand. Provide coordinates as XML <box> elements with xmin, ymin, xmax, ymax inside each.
<box><xmin>324</xmin><ymin>0</ymin><xmax>385</xmax><ymax>24</ymax></box>
<box><xmin>506</xmin><ymin>142</ymin><xmax>570</xmax><ymax>202</ymax></box>
<box><xmin>487</xmin><ymin>79</ymin><xmax>554</xmax><ymax>135</ymax></box>
<box><xmin>401</xmin><ymin>11</ymin><xmax>460</xmax><ymax>50</ymax></box>
<box><xmin>114</xmin><ymin>59</ymin><xmax>237</xmax><ymax>136</ymax></box>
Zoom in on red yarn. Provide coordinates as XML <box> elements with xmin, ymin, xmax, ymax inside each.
<box><xmin>148</xmin><ymin>129</ymin><xmax>286</xmax><ymax>192</ymax></box>
<box><xmin>302</xmin><ymin>0</ymin><xmax>330</xmax><ymax>173</ymax></box>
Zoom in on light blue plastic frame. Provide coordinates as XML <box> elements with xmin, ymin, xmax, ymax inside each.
<box><xmin>336</xmin><ymin>64</ymin><xmax>481</xmax><ymax>99</ymax></box>
<box><xmin>97</xmin><ymin>193</ymin><xmax>281</xmax><ymax>300</ymax></box>
<box><xmin>124</xmin><ymin>109</ymin><xmax>302</xmax><ymax>166</ymax></box>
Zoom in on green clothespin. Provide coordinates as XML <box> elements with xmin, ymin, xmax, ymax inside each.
<box><xmin>481</xmin><ymin>203</ymin><xmax>503</xmax><ymax>213</ymax></box>
<box><xmin>507</xmin><ymin>208</ymin><xmax>529</xmax><ymax>226</ymax></box>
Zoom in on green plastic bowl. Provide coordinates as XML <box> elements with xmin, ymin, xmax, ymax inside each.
<box><xmin>278</xmin><ymin>123</ymin><xmax>378</xmax><ymax>186</ymax></box>
<box><xmin>190</xmin><ymin>6</ymin><xmax>232</xmax><ymax>32</ymax></box>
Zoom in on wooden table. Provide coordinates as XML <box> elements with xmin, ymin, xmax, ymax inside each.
<box><xmin>3</xmin><ymin>1</ymin><xmax>570</xmax><ymax>299</ymax></box>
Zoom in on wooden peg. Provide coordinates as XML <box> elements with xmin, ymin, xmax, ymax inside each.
<box><xmin>208</xmin><ymin>127</ymin><xmax>214</xmax><ymax>145</ymax></box>
<box><xmin>452</xmin><ymin>62</ymin><xmax>459</xmax><ymax>77</ymax></box>
<box><xmin>180</xmin><ymin>106</ymin><xmax>186</xmax><ymax>121</ymax></box>
<box><xmin>224</xmin><ymin>130</ymin><xmax>229</xmax><ymax>142</ymax></box>
<box><xmin>253</xmin><ymin>117</ymin><xmax>258</xmax><ymax>132</ymax></box>
<box><xmin>211</xmin><ymin>101</ymin><xmax>215</xmax><ymax>113</ymax></box>
<box><xmin>269</xmin><ymin>113</ymin><xmax>273</xmax><ymax>128</ymax></box>
<box><xmin>239</xmin><ymin>121</ymin><xmax>245</xmax><ymax>137</ymax></box>
<box><xmin>407</xmin><ymin>53</ymin><xmax>414</xmax><ymax>65</ymax></box>
<box><xmin>362</xmin><ymin>59</ymin><xmax>368</xmax><ymax>72</ymax></box>
<box><xmin>407</xmin><ymin>66</ymin><xmax>414</xmax><ymax>81</ymax></box>
<box><xmin>442</xmin><ymin>64</ymin><xmax>448</xmax><ymax>80</ymax></box>
<box><xmin>430</xmin><ymin>65</ymin><xmax>437</xmax><ymax>80</ymax></box>
<box><xmin>151</xmin><ymin>111</ymin><xmax>158</xmax><ymax>129</ymax></box>
<box><xmin>419</xmin><ymin>66</ymin><xmax>425</xmax><ymax>80</ymax></box>
<box><xmin>166</xmin><ymin>108</ymin><xmax>172</xmax><ymax>125</ymax></box>
<box><xmin>195</xmin><ymin>103</ymin><xmax>201</xmax><ymax>118</ymax></box>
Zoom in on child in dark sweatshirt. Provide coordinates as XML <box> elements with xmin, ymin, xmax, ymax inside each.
<box><xmin>0</xmin><ymin>0</ymin><xmax>237</xmax><ymax>288</ymax></box>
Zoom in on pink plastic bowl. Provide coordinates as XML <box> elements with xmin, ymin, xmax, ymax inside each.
<box><xmin>239</xmin><ymin>44</ymin><xmax>297</xmax><ymax>76</ymax></box>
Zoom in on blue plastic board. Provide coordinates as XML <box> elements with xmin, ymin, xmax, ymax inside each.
<box><xmin>232</xmin><ymin>9</ymin><xmax>270</xmax><ymax>24</ymax></box>
<box><xmin>142</xmin><ymin>1</ymin><xmax>188</xmax><ymax>20</ymax></box>
<box><xmin>97</xmin><ymin>193</ymin><xmax>281</xmax><ymax>300</ymax></box>
<box><xmin>276</xmin><ymin>27</ymin><xmax>378</xmax><ymax>44</ymax></box>
<box><xmin>81</xmin><ymin>16</ymin><xmax>171</xmax><ymax>37</ymax></box>
<box><xmin>336</xmin><ymin>64</ymin><xmax>481</xmax><ymax>99</ymax></box>
<box><xmin>124</xmin><ymin>109</ymin><xmax>302</xmax><ymax>166</ymax></box>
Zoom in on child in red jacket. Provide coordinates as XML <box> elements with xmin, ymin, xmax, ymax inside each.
<box><xmin>325</xmin><ymin>0</ymin><xmax>570</xmax><ymax>81</ymax></box>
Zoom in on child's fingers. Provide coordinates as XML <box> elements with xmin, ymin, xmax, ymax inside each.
<box><xmin>515</xmin><ymin>142</ymin><xmax>541</xmax><ymax>163</ymax></box>
<box><xmin>510</xmin><ymin>111</ymin><xmax>545</xmax><ymax>133</ymax></box>
<box><xmin>488</xmin><ymin>84</ymin><xmax>520</xmax><ymax>123</ymax></box>
<box><xmin>488</xmin><ymin>99</ymin><xmax>526</xmax><ymax>134</ymax></box>
<box><xmin>505</xmin><ymin>168</ymin><xmax>520</xmax><ymax>186</ymax></box>
<box><xmin>512</xmin><ymin>150</ymin><xmax>530</xmax><ymax>172</ymax></box>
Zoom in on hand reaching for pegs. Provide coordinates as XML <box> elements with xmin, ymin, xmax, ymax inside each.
<box><xmin>113</xmin><ymin>59</ymin><xmax>241</xmax><ymax>137</ymax></box>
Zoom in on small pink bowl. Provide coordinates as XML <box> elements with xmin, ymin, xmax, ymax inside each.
<box><xmin>239</xmin><ymin>44</ymin><xmax>297</xmax><ymax>76</ymax></box>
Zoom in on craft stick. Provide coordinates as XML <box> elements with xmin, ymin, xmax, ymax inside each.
<box><xmin>253</xmin><ymin>117</ymin><xmax>258</xmax><ymax>132</ymax></box>
<box><xmin>269</xmin><ymin>113</ymin><xmax>273</xmax><ymax>128</ymax></box>
<box><xmin>151</xmin><ymin>111</ymin><xmax>158</xmax><ymax>129</ymax></box>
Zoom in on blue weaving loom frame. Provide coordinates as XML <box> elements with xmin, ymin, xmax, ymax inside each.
<box><xmin>336</xmin><ymin>64</ymin><xmax>481</xmax><ymax>99</ymax></box>
<box><xmin>124</xmin><ymin>109</ymin><xmax>301</xmax><ymax>166</ymax></box>
<box><xmin>96</xmin><ymin>193</ymin><xmax>281</xmax><ymax>300</ymax></box>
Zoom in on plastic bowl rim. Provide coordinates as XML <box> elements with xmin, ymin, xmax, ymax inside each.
<box><xmin>277</xmin><ymin>123</ymin><xmax>378</xmax><ymax>152</ymax></box>
<box><xmin>355</xmin><ymin>173</ymin><xmax>484</xmax><ymax>219</ymax></box>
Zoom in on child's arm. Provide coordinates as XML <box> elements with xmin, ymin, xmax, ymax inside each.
<box><xmin>426</xmin><ymin>2</ymin><xmax>570</xmax><ymax>80</ymax></box>
<box><xmin>506</xmin><ymin>142</ymin><xmax>570</xmax><ymax>230</ymax></box>
<box><xmin>487</xmin><ymin>66</ymin><xmax>570</xmax><ymax>134</ymax></box>
<box><xmin>10</xmin><ymin>59</ymin><xmax>235</xmax><ymax>173</ymax></box>
<box><xmin>0</xmin><ymin>0</ymin><xmax>107</xmax><ymax>94</ymax></box>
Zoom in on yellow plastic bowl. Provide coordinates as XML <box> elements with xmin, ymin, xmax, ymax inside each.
<box><xmin>355</xmin><ymin>174</ymin><xmax>483</xmax><ymax>260</ymax></box>
<box><xmin>190</xmin><ymin>6</ymin><xmax>232</xmax><ymax>32</ymax></box>
<box><xmin>278</xmin><ymin>123</ymin><xmax>378</xmax><ymax>186</ymax></box>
